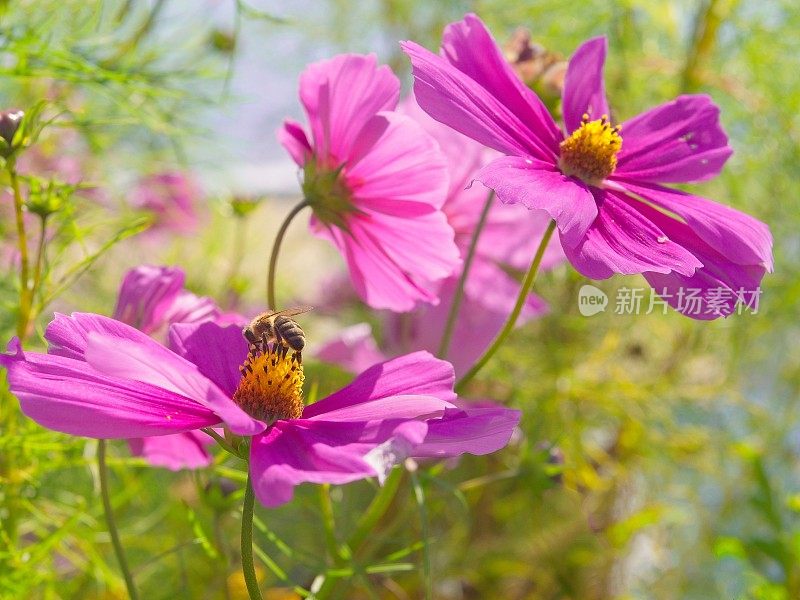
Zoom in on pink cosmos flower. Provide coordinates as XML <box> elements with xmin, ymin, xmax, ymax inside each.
<box><xmin>402</xmin><ymin>14</ymin><xmax>773</xmax><ymax>319</ymax></box>
<box><xmin>111</xmin><ymin>265</ymin><xmax>228</xmax><ymax>470</ymax></box>
<box><xmin>131</xmin><ymin>172</ymin><xmax>201</xmax><ymax>234</ymax></box>
<box><xmin>2</xmin><ymin>314</ymin><xmax>519</xmax><ymax>507</ymax></box>
<box><xmin>278</xmin><ymin>53</ymin><xmax>461</xmax><ymax>312</ymax></box>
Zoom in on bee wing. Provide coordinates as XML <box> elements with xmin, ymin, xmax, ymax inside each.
<box><xmin>265</xmin><ymin>305</ymin><xmax>314</xmax><ymax>318</ymax></box>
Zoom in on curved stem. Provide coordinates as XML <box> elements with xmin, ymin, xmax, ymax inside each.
<box><xmin>266</xmin><ymin>199</ymin><xmax>310</xmax><ymax>309</ymax></box>
<box><xmin>456</xmin><ymin>220</ymin><xmax>556</xmax><ymax>393</ymax></box>
<box><xmin>8</xmin><ymin>167</ymin><xmax>31</xmax><ymax>338</ymax></box>
<box><xmin>97</xmin><ymin>440</ymin><xmax>139</xmax><ymax>600</ymax></box>
<box><xmin>241</xmin><ymin>474</ymin><xmax>263</xmax><ymax>600</ymax></box>
<box><xmin>437</xmin><ymin>190</ymin><xmax>494</xmax><ymax>360</ymax></box>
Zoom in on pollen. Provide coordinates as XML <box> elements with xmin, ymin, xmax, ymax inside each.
<box><xmin>558</xmin><ymin>114</ymin><xmax>622</xmax><ymax>186</ymax></box>
<box><xmin>233</xmin><ymin>343</ymin><xmax>304</xmax><ymax>424</ymax></box>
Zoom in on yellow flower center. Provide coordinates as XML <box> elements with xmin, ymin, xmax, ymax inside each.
<box><xmin>233</xmin><ymin>344</ymin><xmax>304</xmax><ymax>424</ymax></box>
<box><xmin>558</xmin><ymin>114</ymin><xmax>622</xmax><ymax>186</ymax></box>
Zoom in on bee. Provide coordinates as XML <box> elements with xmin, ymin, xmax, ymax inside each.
<box><xmin>243</xmin><ymin>306</ymin><xmax>313</xmax><ymax>357</ymax></box>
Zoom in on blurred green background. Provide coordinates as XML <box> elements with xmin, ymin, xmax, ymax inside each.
<box><xmin>1</xmin><ymin>0</ymin><xmax>799</xmax><ymax>598</ymax></box>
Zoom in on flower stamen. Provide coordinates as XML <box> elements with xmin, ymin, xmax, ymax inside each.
<box><xmin>558</xmin><ymin>114</ymin><xmax>622</xmax><ymax>185</ymax></box>
<box><xmin>233</xmin><ymin>343</ymin><xmax>304</xmax><ymax>424</ymax></box>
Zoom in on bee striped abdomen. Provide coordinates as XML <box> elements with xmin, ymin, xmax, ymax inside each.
<box><xmin>274</xmin><ymin>316</ymin><xmax>306</xmax><ymax>351</ymax></box>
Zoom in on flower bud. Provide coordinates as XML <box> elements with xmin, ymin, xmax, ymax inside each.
<box><xmin>0</xmin><ymin>109</ymin><xmax>24</xmax><ymax>157</ymax></box>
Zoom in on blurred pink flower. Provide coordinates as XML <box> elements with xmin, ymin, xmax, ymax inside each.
<box><xmin>111</xmin><ymin>265</ymin><xmax>236</xmax><ymax>470</ymax></box>
<box><xmin>3</xmin><ymin>314</ymin><xmax>520</xmax><ymax>508</ymax></box>
<box><xmin>279</xmin><ymin>53</ymin><xmax>460</xmax><ymax>312</ymax></box>
<box><xmin>131</xmin><ymin>172</ymin><xmax>202</xmax><ymax>234</ymax></box>
<box><xmin>317</xmin><ymin>279</ymin><xmax>539</xmax><ymax>378</ymax></box>
<box><xmin>403</xmin><ymin>14</ymin><xmax>773</xmax><ymax>318</ymax></box>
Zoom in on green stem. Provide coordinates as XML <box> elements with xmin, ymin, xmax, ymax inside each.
<box><xmin>437</xmin><ymin>190</ymin><xmax>494</xmax><ymax>359</ymax></box>
<box><xmin>97</xmin><ymin>440</ymin><xmax>139</xmax><ymax>600</ymax></box>
<box><xmin>456</xmin><ymin>220</ymin><xmax>556</xmax><ymax>393</ymax></box>
<box><xmin>266</xmin><ymin>199</ymin><xmax>310</xmax><ymax>309</ymax></box>
<box><xmin>348</xmin><ymin>468</ymin><xmax>403</xmax><ymax>551</ymax></box>
<box><xmin>240</xmin><ymin>475</ymin><xmax>263</xmax><ymax>600</ymax></box>
<box><xmin>28</xmin><ymin>215</ymin><xmax>47</xmax><ymax>321</ymax></box>
<box><xmin>319</xmin><ymin>484</ymin><xmax>342</xmax><ymax>563</ymax></box>
<box><xmin>681</xmin><ymin>0</ymin><xmax>738</xmax><ymax>92</ymax></box>
<box><xmin>409</xmin><ymin>467</ymin><xmax>432</xmax><ymax>600</ymax></box>
<box><xmin>8</xmin><ymin>167</ymin><xmax>31</xmax><ymax>339</ymax></box>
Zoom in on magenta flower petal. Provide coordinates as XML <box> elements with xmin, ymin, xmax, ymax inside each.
<box><xmin>313</xmin><ymin>219</ymin><xmax>439</xmax><ymax>311</ymax></box>
<box><xmin>1</xmin><ymin>339</ymin><xmax>219</xmax><ymax>438</ymax></box>
<box><xmin>307</xmin><ymin>394</ymin><xmax>453</xmax><ymax>423</ymax></box>
<box><xmin>476</xmin><ymin>156</ymin><xmax>597</xmax><ymax>247</ymax></box>
<box><xmin>113</xmin><ymin>265</ymin><xmax>186</xmax><ymax>334</ymax></box>
<box><xmin>347</xmin><ymin>112</ymin><xmax>449</xmax><ymax>209</ymax></box>
<box><xmin>112</xmin><ymin>265</ymin><xmax>220</xmax><ymax>337</ymax></box>
<box><xmin>128</xmin><ymin>431</ymin><xmax>213</xmax><ymax>471</ymax></box>
<box><xmin>614</xmin><ymin>95</ymin><xmax>732</xmax><ymax>183</ymax></box>
<box><xmin>168</xmin><ymin>321</ymin><xmax>248</xmax><ymax>397</ymax></box>
<box><xmin>401</xmin><ymin>39</ymin><xmax>556</xmax><ymax>160</ymax></box>
<box><xmin>161</xmin><ymin>291</ymin><xmax>220</xmax><ymax>327</ymax></box>
<box><xmin>278</xmin><ymin>118</ymin><xmax>312</xmax><ymax>165</ymax></box>
<box><xmin>413</xmin><ymin>406</ymin><xmax>521</xmax><ymax>458</ymax></box>
<box><xmin>562</xmin><ymin>189</ymin><xmax>703</xmax><ymax>279</ymax></box>
<box><xmin>84</xmin><ymin>332</ymin><xmax>264</xmax><ymax>436</ymax></box>
<box><xmin>315</xmin><ymin>323</ymin><xmax>387</xmax><ymax>374</ymax></box>
<box><xmin>299</xmin><ymin>53</ymin><xmax>399</xmax><ymax>162</ymax></box>
<box><xmin>250</xmin><ymin>419</ymin><xmax>426</xmax><ymax>507</ymax></box>
<box><xmin>562</xmin><ymin>37</ymin><xmax>611</xmax><ymax>133</ymax></box>
<box><xmin>629</xmin><ymin>199</ymin><xmax>767</xmax><ymax>318</ymax></box>
<box><xmin>46</xmin><ymin>312</ymin><xmax>155</xmax><ymax>361</ymax></box>
<box><xmin>437</xmin><ymin>13</ymin><xmax>561</xmax><ymax>156</ymax></box>
<box><xmin>303</xmin><ymin>351</ymin><xmax>456</xmax><ymax>419</ymax></box>
<box><xmin>618</xmin><ymin>181</ymin><xmax>773</xmax><ymax>270</ymax></box>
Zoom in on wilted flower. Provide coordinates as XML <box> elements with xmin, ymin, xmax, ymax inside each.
<box><xmin>502</xmin><ymin>28</ymin><xmax>566</xmax><ymax>96</ymax></box>
<box><xmin>279</xmin><ymin>53</ymin><xmax>460</xmax><ymax>312</ymax></box>
<box><xmin>2</xmin><ymin>314</ymin><xmax>519</xmax><ymax>507</ymax></box>
<box><xmin>402</xmin><ymin>14</ymin><xmax>773</xmax><ymax>318</ymax></box>
<box><xmin>131</xmin><ymin>171</ymin><xmax>202</xmax><ymax>234</ymax></box>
